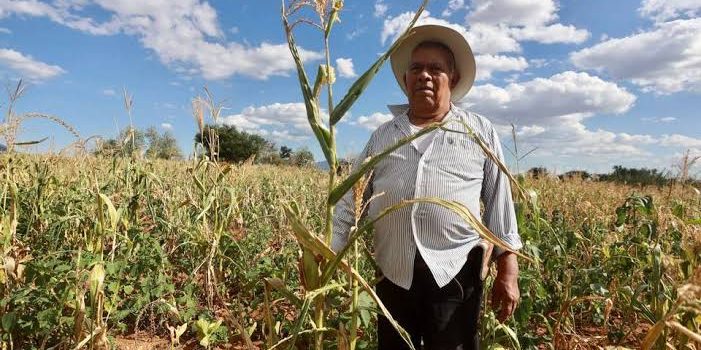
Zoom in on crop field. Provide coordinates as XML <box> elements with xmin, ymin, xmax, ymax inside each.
<box><xmin>1</xmin><ymin>1</ymin><xmax>700</xmax><ymax>349</ymax></box>
<box><xmin>0</xmin><ymin>154</ymin><xmax>699</xmax><ymax>349</ymax></box>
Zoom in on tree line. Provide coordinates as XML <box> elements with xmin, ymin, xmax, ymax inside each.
<box><xmin>94</xmin><ymin>124</ymin><xmax>315</xmax><ymax>166</ymax></box>
<box><xmin>527</xmin><ymin>164</ymin><xmax>699</xmax><ymax>187</ymax></box>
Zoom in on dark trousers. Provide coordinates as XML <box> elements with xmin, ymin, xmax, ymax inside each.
<box><xmin>377</xmin><ymin>247</ymin><xmax>484</xmax><ymax>350</ymax></box>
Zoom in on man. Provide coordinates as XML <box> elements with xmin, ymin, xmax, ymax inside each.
<box><xmin>331</xmin><ymin>24</ymin><xmax>522</xmax><ymax>350</ymax></box>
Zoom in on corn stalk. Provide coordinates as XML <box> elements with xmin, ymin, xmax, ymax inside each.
<box><xmin>280</xmin><ymin>1</ymin><xmax>533</xmax><ymax>349</ymax></box>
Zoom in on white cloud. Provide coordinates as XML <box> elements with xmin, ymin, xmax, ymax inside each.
<box><xmin>381</xmin><ymin>11</ymin><xmax>519</xmax><ymax>54</ymax></box>
<box><xmin>0</xmin><ymin>48</ymin><xmax>65</xmax><ymax>81</ymax></box>
<box><xmin>516</xmin><ymin>125</ymin><xmax>545</xmax><ymax>138</ymax></box>
<box><xmin>454</xmin><ymin>69</ymin><xmax>701</xmax><ymax>172</ymax></box>
<box><xmin>0</xmin><ymin>0</ymin><xmax>323</xmax><ymax>80</ymax></box>
<box><xmin>571</xmin><ymin>18</ymin><xmax>701</xmax><ymax>94</ymax></box>
<box><xmin>465</xmin><ymin>0</ymin><xmax>590</xmax><ymax>44</ymax></box>
<box><xmin>642</xmin><ymin>116</ymin><xmax>677</xmax><ymax>123</ymax></box>
<box><xmin>381</xmin><ymin>8</ymin><xmax>588</xmax><ymax>56</ymax></box>
<box><xmin>102</xmin><ymin>88</ymin><xmax>116</xmax><ymax>96</ymax></box>
<box><xmin>509</xmin><ymin>23</ymin><xmax>589</xmax><ymax>44</ymax></box>
<box><xmin>220</xmin><ymin>102</ymin><xmax>325</xmax><ymax>142</ymax></box>
<box><xmin>335</xmin><ymin>58</ymin><xmax>357</xmax><ymax>78</ymax></box>
<box><xmin>442</xmin><ymin>0</ymin><xmax>466</xmax><ymax>17</ymax></box>
<box><xmin>639</xmin><ymin>0</ymin><xmax>701</xmax><ymax>22</ymax></box>
<box><xmin>660</xmin><ymin>134</ymin><xmax>701</xmax><ymax>148</ymax></box>
<box><xmin>467</xmin><ymin>0</ymin><xmax>558</xmax><ymax>26</ymax></box>
<box><xmin>475</xmin><ymin>54</ymin><xmax>528</xmax><ymax>81</ymax></box>
<box><xmin>462</xmin><ymin>71</ymin><xmax>636</xmax><ymax>125</ymax></box>
<box><xmin>353</xmin><ymin>112</ymin><xmax>393</xmax><ymax>130</ymax></box>
<box><xmin>0</xmin><ymin>27</ymin><xmax>11</xmax><ymax>34</ymax></box>
<box><xmin>467</xmin><ymin>23</ymin><xmax>522</xmax><ymax>54</ymax></box>
<box><xmin>374</xmin><ymin>0</ymin><xmax>387</xmax><ymax>18</ymax></box>
<box><xmin>161</xmin><ymin>122</ymin><xmax>173</xmax><ymax>130</ymax></box>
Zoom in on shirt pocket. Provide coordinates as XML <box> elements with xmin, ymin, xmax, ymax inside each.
<box><xmin>432</xmin><ymin>135</ymin><xmax>485</xmax><ymax>180</ymax></box>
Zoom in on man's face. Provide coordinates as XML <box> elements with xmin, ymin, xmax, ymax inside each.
<box><xmin>404</xmin><ymin>45</ymin><xmax>458</xmax><ymax>117</ymax></box>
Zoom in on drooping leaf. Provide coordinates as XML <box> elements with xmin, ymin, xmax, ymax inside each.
<box><xmin>328</xmin><ymin>122</ymin><xmax>443</xmax><ymax>205</ymax></box>
<box><xmin>330</xmin><ymin>0</ymin><xmax>429</xmax><ymax>125</ymax></box>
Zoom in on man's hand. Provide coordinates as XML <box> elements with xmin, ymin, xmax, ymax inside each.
<box><xmin>491</xmin><ymin>252</ymin><xmax>520</xmax><ymax>323</ymax></box>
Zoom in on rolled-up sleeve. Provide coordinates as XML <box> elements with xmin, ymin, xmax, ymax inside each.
<box><xmin>331</xmin><ymin>139</ymin><xmax>374</xmax><ymax>253</ymax></box>
<box><xmin>480</xmin><ymin>126</ymin><xmax>523</xmax><ymax>258</ymax></box>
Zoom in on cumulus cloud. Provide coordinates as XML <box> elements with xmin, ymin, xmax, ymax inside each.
<box><xmin>374</xmin><ymin>0</ymin><xmax>387</xmax><ymax>17</ymax></box>
<box><xmin>161</xmin><ymin>122</ymin><xmax>173</xmax><ymax>130</ymax></box>
<box><xmin>353</xmin><ymin>112</ymin><xmax>393</xmax><ymax>130</ymax></box>
<box><xmin>639</xmin><ymin>0</ymin><xmax>701</xmax><ymax>22</ymax></box>
<box><xmin>381</xmin><ymin>9</ymin><xmax>588</xmax><ymax>56</ymax></box>
<box><xmin>475</xmin><ymin>54</ymin><xmax>528</xmax><ymax>81</ymax></box>
<box><xmin>467</xmin><ymin>0</ymin><xmax>558</xmax><ymax>26</ymax></box>
<box><xmin>453</xmin><ymin>69</ymin><xmax>701</xmax><ymax>172</ymax></box>
<box><xmin>0</xmin><ymin>48</ymin><xmax>65</xmax><ymax>81</ymax></box>
<box><xmin>220</xmin><ymin>102</ymin><xmax>325</xmax><ymax>142</ymax></box>
<box><xmin>442</xmin><ymin>0</ymin><xmax>466</xmax><ymax>17</ymax></box>
<box><xmin>509</xmin><ymin>23</ymin><xmax>589</xmax><ymax>44</ymax></box>
<box><xmin>335</xmin><ymin>58</ymin><xmax>357</xmax><ymax>78</ymax></box>
<box><xmin>381</xmin><ymin>11</ymin><xmax>519</xmax><ymax>54</ymax></box>
<box><xmin>659</xmin><ymin>134</ymin><xmax>701</xmax><ymax>148</ymax></box>
<box><xmin>0</xmin><ymin>0</ymin><xmax>323</xmax><ymax>80</ymax></box>
<box><xmin>461</xmin><ymin>71</ymin><xmax>636</xmax><ymax>125</ymax></box>
<box><xmin>0</xmin><ymin>27</ymin><xmax>11</xmax><ymax>34</ymax></box>
<box><xmin>466</xmin><ymin>0</ymin><xmax>589</xmax><ymax>44</ymax></box>
<box><xmin>571</xmin><ymin>18</ymin><xmax>701</xmax><ymax>94</ymax></box>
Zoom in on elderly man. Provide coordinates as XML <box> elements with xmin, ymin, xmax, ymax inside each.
<box><xmin>331</xmin><ymin>24</ymin><xmax>522</xmax><ymax>350</ymax></box>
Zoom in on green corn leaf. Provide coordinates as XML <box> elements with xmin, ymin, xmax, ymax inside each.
<box><xmin>329</xmin><ymin>0</ymin><xmax>428</xmax><ymax>126</ymax></box>
<box><xmin>283</xmin><ymin>14</ymin><xmax>334</xmax><ymax>165</ymax></box>
<box><xmin>286</xmin><ymin>296</ymin><xmax>314</xmax><ymax>350</ymax></box>
<box><xmin>268</xmin><ymin>328</ymin><xmax>337</xmax><ymax>350</ymax></box>
<box><xmin>328</xmin><ymin>122</ymin><xmax>443</xmax><ymax>205</ymax></box>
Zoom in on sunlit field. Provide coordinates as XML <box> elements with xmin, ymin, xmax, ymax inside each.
<box><xmin>1</xmin><ymin>154</ymin><xmax>699</xmax><ymax>349</ymax></box>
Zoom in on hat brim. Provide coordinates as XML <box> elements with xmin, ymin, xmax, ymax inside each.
<box><xmin>390</xmin><ymin>24</ymin><xmax>476</xmax><ymax>102</ymax></box>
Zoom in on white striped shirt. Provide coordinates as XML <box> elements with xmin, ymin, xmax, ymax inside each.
<box><xmin>331</xmin><ymin>104</ymin><xmax>522</xmax><ymax>290</ymax></box>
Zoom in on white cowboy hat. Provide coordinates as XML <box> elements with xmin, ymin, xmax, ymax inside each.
<box><xmin>390</xmin><ymin>24</ymin><xmax>476</xmax><ymax>102</ymax></box>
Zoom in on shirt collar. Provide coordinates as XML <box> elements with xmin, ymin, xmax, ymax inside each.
<box><xmin>387</xmin><ymin>103</ymin><xmax>460</xmax><ymax>136</ymax></box>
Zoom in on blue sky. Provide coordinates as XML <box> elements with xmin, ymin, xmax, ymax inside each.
<box><xmin>0</xmin><ymin>0</ymin><xmax>699</xmax><ymax>174</ymax></box>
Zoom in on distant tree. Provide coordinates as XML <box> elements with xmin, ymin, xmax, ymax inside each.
<box><xmin>280</xmin><ymin>145</ymin><xmax>293</xmax><ymax>159</ymax></box>
<box><xmin>257</xmin><ymin>141</ymin><xmax>283</xmax><ymax>165</ymax></box>
<box><xmin>145</xmin><ymin>127</ymin><xmax>182</xmax><ymax>160</ymax></box>
<box><xmin>527</xmin><ymin>167</ymin><xmax>549</xmax><ymax>179</ymax></box>
<box><xmin>291</xmin><ymin>147</ymin><xmax>314</xmax><ymax>167</ymax></box>
<box><xmin>94</xmin><ymin>126</ymin><xmax>146</xmax><ymax>157</ymax></box>
<box><xmin>95</xmin><ymin>126</ymin><xmax>181</xmax><ymax>160</ymax></box>
<box><xmin>600</xmin><ymin>165</ymin><xmax>670</xmax><ymax>186</ymax></box>
<box><xmin>0</xmin><ymin>143</ymin><xmax>6</xmax><ymax>153</ymax></box>
<box><xmin>195</xmin><ymin>125</ymin><xmax>268</xmax><ymax>163</ymax></box>
<box><xmin>561</xmin><ymin>170</ymin><xmax>591</xmax><ymax>180</ymax></box>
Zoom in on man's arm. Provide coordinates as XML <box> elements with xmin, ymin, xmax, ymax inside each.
<box><xmin>480</xmin><ymin>125</ymin><xmax>523</xmax><ymax>322</ymax></box>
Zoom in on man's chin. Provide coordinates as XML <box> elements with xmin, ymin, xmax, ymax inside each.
<box><xmin>410</xmin><ymin>99</ymin><xmax>438</xmax><ymax>111</ymax></box>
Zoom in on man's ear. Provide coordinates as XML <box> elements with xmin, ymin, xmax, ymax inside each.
<box><xmin>450</xmin><ymin>71</ymin><xmax>461</xmax><ymax>89</ymax></box>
